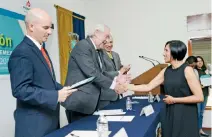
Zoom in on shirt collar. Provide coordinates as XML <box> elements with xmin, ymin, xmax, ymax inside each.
<box><xmin>26</xmin><ymin>35</ymin><xmax>42</xmax><ymax>50</ymax></box>
<box><xmin>90</xmin><ymin>37</ymin><xmax>97</xmax><ymax>50</ymax></box>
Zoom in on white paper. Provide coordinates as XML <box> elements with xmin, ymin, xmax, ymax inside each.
<box><xmin>140</xmin><ymin>104</ymin><xmax>154</xmax><ymax>117</ymax></box>
<box><xmin>106</xmin><ymin>116</ymin><xmax>123</xmax><ymax>121</ymax></box>
<box><xmin>140</xmin><ymin>109</ymin><xmax>144</xmax><ymax>116</ymax></box>
<box><xmin>66</xmin><ymin>130</ymin><xmax>111</xmax><ymax>137</ymax></box>
<box><xmin>106</xmin><ymin>116</ymin><xmax>135</xmax><ymax>122</ymax></box>
<box><xmin>121</xmin><ymin>116</ymin><xmax>135</xmax><ymax>122</ymax></box>
<box><xmin>132</xmin><ymin>96</ymin><xmax>148</xmax><ymax>99</ymax></box>
<box><xmin>200</xmin><ymin>75</ymin><xmax>211</xmax><ymax>86</ymax></box>
<box><xmin>144</xmin><ymin>105</ymin><xmax>154</xmax><ymax>116</ymax></box>
<box><xmin>113</xmin><ymin>128</ymin><xmax>128</xmax><ymax>137</ymax></box>
<box><xmin>93</xmin><ymin>109</ymin><xmax>126</xmax><ymax>115</ymax></box>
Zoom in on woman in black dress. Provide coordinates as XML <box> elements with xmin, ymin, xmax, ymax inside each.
<box><xmin>125</xmin><ymin>40</ymin><xmax>203</xmax><ymax>137</ymax></box>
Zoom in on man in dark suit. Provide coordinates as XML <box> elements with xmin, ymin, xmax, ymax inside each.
<box><xmin>97</xmin><ymin>35</ymin><xmax>131</xmax><ymax>109</ymax></box>
<box><xmin>8</xmin><ymin>8</ymin><xmax>76</xmax><ymax>137</ymax></box>
<box><xmin>63</xmin><ymin>24</ymin><xmax>128</xmax><ymax>123</ymax></box>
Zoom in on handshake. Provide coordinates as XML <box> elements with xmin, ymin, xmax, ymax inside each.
<box><xmin>114</xmin><ymin>64</ymin><xmax>131</xmax><ymax>94</ymax></box>
<box><xmin>58</xmin><ymin>64</ymin><xmax>132</xmax><ymax>102</ymax></box>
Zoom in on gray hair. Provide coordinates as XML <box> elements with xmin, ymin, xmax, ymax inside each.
<box><xmin>88</xmin><ymin>24</ymin><xmax>108</xmax><ymax>37</ymax></box>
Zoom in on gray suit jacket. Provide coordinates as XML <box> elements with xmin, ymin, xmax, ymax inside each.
<box><xmin>97</xmin><ymin>50</ymin><xmax>123</xmax><ymax>109</ymax></box>
<box><xmin>100</xmin><ymin>50</ymin><xmax>122</xmax><ymax>79</ymax></box>
<box><xmin>62</xmin><ymin>37</ymin><xmax>113</xmax><ymax>114</ymax></box>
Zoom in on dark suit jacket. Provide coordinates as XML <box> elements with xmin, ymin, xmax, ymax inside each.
<box><xmin>63</xmin><ymin>37</ymin><xmax>113</xmax><ymax>114</ymax></box>
<box><xmin>8</xmin><ymin>36</ymin><xmax>63</xmax><ymax>137</ymax></box>
<box><xmin>97</xmin><ymin>50</ymin><xmax>122</xmax><ymax>109</ymax></box>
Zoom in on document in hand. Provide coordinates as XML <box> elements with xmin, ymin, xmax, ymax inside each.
<box><xmin>200</xmin><ymin>74</ymin><xmax>211</xmax><ymax>87</ymax></box>
<box><xmin>70</xmin><ymin>76</ymin><xmax>95</xmax><ymax>88</ymax></box>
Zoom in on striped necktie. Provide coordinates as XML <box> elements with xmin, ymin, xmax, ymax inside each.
<box><xmin>41</xmin><ymin>47</ymin><xmax>52</xmax><ymax>73</ymax></box>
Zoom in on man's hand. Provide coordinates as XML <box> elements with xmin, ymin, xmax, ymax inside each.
<box><xmin>119</xmin><ymin>64</ymin><xmax>131</xmax><ymax>74</ymax></box>
<box><xmin>114</xmin><ymin>74</ymin><xmax>132</xmax><ymax>94</ymax></box>
<box><xmin>58</xmin><ymin>86</ymin><xmax>77</xmax><ymax>103</ymax></box>
<box><xmin>117</xmin><ymin>73</ymin><xmax>132</xmax><ymax>84</ymax></box>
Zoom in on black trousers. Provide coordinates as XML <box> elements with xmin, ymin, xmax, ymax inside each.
<box><xmin>65</xmin><ymin>110</ymin><xmax>90</xmax><ymax>123</ymax></box>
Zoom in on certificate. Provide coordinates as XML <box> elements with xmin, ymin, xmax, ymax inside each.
<box><xmin>200</xmin><ymin>75</ymin><xmax>211</xmax><ymax>87</ymax></box>
<box><xmin>70</xmin><ymin>76</ymin><xmax>95</xmax><ymax>88</ymax></box>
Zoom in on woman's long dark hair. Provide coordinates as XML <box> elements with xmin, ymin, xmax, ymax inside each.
<box><xmin>196</xmin><ymin>56</ymin><xmax>207</xmax><ymax>71</ymax></box>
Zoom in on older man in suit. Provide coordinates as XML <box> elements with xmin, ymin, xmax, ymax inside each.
<box><xmin>63</xmin><ymin>24</ymin><xmax>128</xmax><ymax>123</ymax></box>
<box><xmin>8</xmin><ymin>8</ymin><xmax>76</xmax><ymax>137</ymax></box>
<box><xmin>97</xmin><ymin>35</ymin><xmax>131</xmax><ymax>109</ymax></box>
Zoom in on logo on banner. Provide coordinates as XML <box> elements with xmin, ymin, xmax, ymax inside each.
<box><xmin>68</xmin><ymin>32</ymin><xmax>79</xmax><ymax>51</ymax></box>
<box><xmin>23</xmin><ymin>0</ymin><xmax>31</xmax><ymax>13</ymax></box>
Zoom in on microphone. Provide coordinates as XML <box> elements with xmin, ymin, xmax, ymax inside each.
<box><xmin>140</xmin><ymin>56</ymin><xmax>160</xmax><ymax>64</ymax></box>
<box><xmin>139</xmin><ymin>56</ymin><xmax>155</xmax><ymax>66</ymax></box>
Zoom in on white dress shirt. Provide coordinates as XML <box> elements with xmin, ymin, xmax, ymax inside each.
<box><xmin>26</xmin><ymin>35</ymin><xmax>42</xmax><ymax>50</ymax></box>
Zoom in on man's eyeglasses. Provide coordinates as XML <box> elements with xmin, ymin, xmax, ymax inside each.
<box><xmin>106</xmin><ymin>41</ymin><xmax>113</xmax><ymax>44</ymax></box>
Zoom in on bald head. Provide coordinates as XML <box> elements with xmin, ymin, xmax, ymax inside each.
<box><xmin>25</xmin><ymin>8</ymin><xmax>52</xmax><ymax>44</ymax></box>
<box><xmin>25</xmin><ymin>8</ymin><xmax>51</xmax><ymax>25</ymax></box>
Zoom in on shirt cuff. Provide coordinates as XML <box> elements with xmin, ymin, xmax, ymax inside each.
<box><xmin>110</xmin><ymin>77</ymin><xmax>117</xmax><ymax>89</ymax></box>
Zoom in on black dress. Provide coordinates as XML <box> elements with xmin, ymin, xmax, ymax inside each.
<box><xmin>162</xmin><ymin>63</ymin><xmax>199</xmax><ymax>137</ymax></box>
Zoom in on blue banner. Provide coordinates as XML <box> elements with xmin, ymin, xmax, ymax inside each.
<box><xmin>0</xmin><ymin>8</ymin><xmax>25</xmax><ymax>74</ymax></box>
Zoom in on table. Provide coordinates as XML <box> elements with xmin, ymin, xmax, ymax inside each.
<box><xmin>45</xmin><ymin>97</ymin><xmax>165</xmax><ymax>137</ymax></box>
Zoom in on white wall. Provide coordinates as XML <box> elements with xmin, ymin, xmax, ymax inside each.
<box><xmin>0</xmin><ymin>0</ymin><xmax>87</xmax><ymax>136</ymax></box>
<box><xmin>204</xmin><ymin>88</ymin><xmax>212</xmax><ymax>128</ymax></box>
<box><xmin>203</xmin><ymin>110</ymin><xmax>212</xmax><ymax>128</ymax></box>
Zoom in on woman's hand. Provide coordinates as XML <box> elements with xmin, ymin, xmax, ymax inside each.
<box><xmin>163</xmin><ymin>95</ymin><xmax>176</xmax><ymax>104</ymax></box>
<box><xmin>123</xmin><ymin>83</ymin><xmax>134</xmax><ymax>91</ymax></box>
